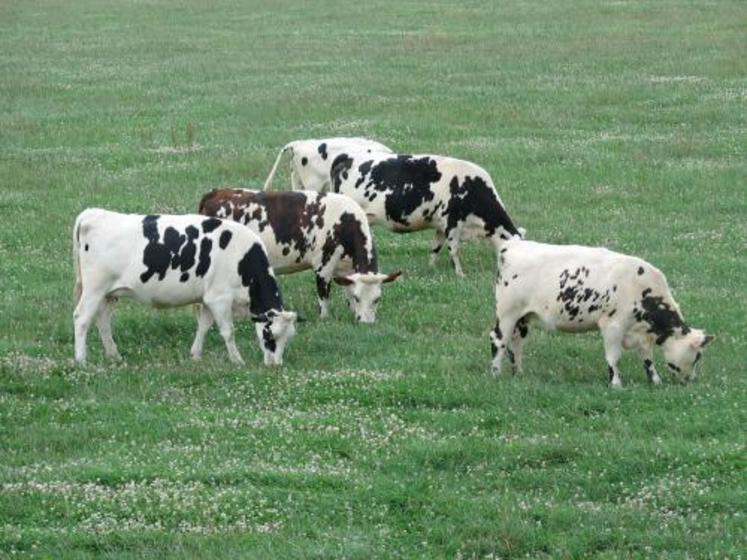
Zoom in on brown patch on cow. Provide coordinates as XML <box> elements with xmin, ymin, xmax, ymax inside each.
<box><xmin>199</xmin><ymin>189</ymin><xmax>329</xmax><ymax>260</ymax></box>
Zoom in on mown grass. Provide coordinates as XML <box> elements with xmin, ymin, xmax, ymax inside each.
<box><xmin>1</xmin><ymin>0</ymin><xmax>745</xmax><ymax>557</ymax></box>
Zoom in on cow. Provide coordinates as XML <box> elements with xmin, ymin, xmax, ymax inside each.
<box><xmin>72</xmin><ymin>209</ymin><xmax>299</xmax><ymax>367</ymax></box>
<box><xmin>489</xmin><ymin>239</ymin><xmax>713</xmax><ymax>387</ymax></box>
<box><xmin>328</xmin><ymin>151</ymin><xmax>523</xmax><ymax>276</ymax></box>
<box><xmin>198</xmin><ymin>189</ymin><xmax>401</xmax><ymax>323</ymax></box>
<box><xmin>262</xmin><ymin>137</ymin><xmax>392</xmax><ymax>192</ymax></box>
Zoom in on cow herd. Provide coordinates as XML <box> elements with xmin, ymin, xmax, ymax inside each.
<box><xmin>73</xmin><ymin>136</ymin><xmax>711</xmax><ymax>386</ymax></box>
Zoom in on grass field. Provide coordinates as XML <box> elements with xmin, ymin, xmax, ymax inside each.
<box><xmin>1</xmin><ymin>0</ymin><xmax>746</xmax><ymax>557</ymax></box>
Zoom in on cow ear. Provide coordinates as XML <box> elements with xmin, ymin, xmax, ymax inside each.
<box><xmin>334</xmin><ymin>276</ymin><xmax>354</xmax><ymax>286</ymax></box>
<box><xmin>701</xmin><ymin>334</ymin><xmax>715</xmax><ymax>347</ymax></box>
<box><xmin>251</xmin><ymin>313</ymin><xmax>268</xmax><ymax>323</ymax></box>
<box><xmin>382</xmin><ymin>270</ymin><xmax>402</xmax><ymax>284</ymax></box>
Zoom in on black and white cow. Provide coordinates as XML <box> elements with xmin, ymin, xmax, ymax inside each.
<box><xmin>489</xmin><ymin>239</ymin><xmax>713</xmax><ymax>387</ymax></box>
<box><xmin>73</xmin><ymin>209</ymin><xmax>299</xmax><ymax>366</ymax></box>
<box><xmin>262</xmin><ymin>137</ymin><xmax>392</xmax><ymax>192</ymax></box>
<box><xmin>199</xmin><ymin>189</ymin><xmax>401</xmax><ymax>322</ymax></box>
<box><xmin>328</xmin><ymin>151</ymin><xmax>523</xmax><ymax>276</ymax></box>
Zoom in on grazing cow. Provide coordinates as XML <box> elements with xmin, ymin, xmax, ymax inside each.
<box><xmin>262</xmin><ymin>137</ymin><xmax>392</xmax><ymax>192</ymax></box>
<box><xmin>489</xmin><ymin>239</ymin><xmax>713</xmax><ymax>386</ymax></box>
<box><xmin>73</xmin><ymin>209</ymin><xmax>299</xmax><ymax>366</ymax></box>
<box><xmin>199</xmin><ymin>189</ymin><xmax>401</xmax><ymax>322</ymax></box>
<box><xmin>329</xmin><ymin>151</ymin><xmax>522</xmax><ymax>276</ymax></box>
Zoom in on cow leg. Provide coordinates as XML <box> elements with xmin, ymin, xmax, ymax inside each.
<box><xmin>490</xmin><ymin>315</ymin><xmax>518</xmax><ymax>377</ymax></box>
<box><xmin>446</xmin><ymin>228</ymin><xmax>464</xmax><ymax>277</ymax></box>
<box><xmin>95</xmin><ymin>298</ymin><xmax>121</xmax><ymax>361</ymax></box>
<box><xmin>190</xmin><ymin>304</ymin><xmax>214</xmax><ymax>361</ymax></box>
<box><xmin>602</xmin><ymin>327</ymin><xmax>624</xmax><ymax>388</ymax></box>
<box><xmin>315</xmin><ymin>273</ymin><xmax>332</xmax><ymax>318</ymax></box>
<box><xmin>639</xmin><ymin>344</ymin><xmax>662</xmax><ymax>385</ymax></box>
<box><xmin>73</xmin><ymin>289</ymin><xmax>106</xmax><ymax>364</ymax></box>
<box><xmin>508</xmin><ymin>317</ymin><xmax>529</xmax><ymax>375</ymax></box>
<box><xmin>205</xmin><ymin>299</ymin><xmax>244</xmax><ymax>365</ymax></box>
<box><xmin>429</xmin><ymin>230</ymin><xmax>446</xmax><ymax>267</ymax></box>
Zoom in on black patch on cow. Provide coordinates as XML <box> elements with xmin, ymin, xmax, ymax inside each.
<box><xmin>219</xmin><ymin>230</ymin><xmax>232</xmax><ymax>249</ymax></box>
<box><xmin>318</xmin><ymin>142</ymin><xmax>328</xmax><ymax>160</ymax></box>
<box><xmin>262</xmin><ymin>323</ymin><xmax>277</xmax><ymax>353</ymax></box>
<box><xmin>633</xmin><ymin>294</ymin><xmax>690</xmax><ymax>345</ymax></box>
<box><xmin>608</xmin><ymin>309</ymin><xmax>617</xmax><ymax>317</ymax></box>
<box><xmin>638</xmin><ymin>266</ymin><xmax>645</xmax><ymax>275</ymax></box>
<box><xmin>643</xmin><ymin>358</ymin><xmax>656</xmax><ymax>382</ymax></box>
<box><xmin>237</xmin><ymin>244</ymin><xmax>284</xmax><ymax>316</ymax></box>
<box><xmin>556</xmin><ymin>267</ymin><xmax>612</xmax><ymax>321</ymax></box>
<box><xmin>360</xmin><ymin>155</ymin><xmax>442</xmax><ymax>226</ymax></box>
<box><xmin>320</xmin><ymin>212</ymin><xmax>377</xmax><ymax>273</ymax></box>
<box><xmin>490</xmin><ymin>341</ymin><xmax>498</xmax><ymax>358</ymax></box>
<box><xmin>446</xmin><ymin>175</ymin><xmax>520</xmax><ymax>239</ymax></box>
<box><xmin>202</xmin><ymin>218</ymin><xmax>222</xmax><ymax>234</ymax></box>
<box><xmin>608</xmin><ymin>366</ymin><xmax>615</xmax><ymax>383</ymax></box>
<box><xmin>142</xmin><ymin>214</ymin><xmax>160</xmax><ymax>241</ymax></box>
<box><xmin>315</xmin><ymin>274</ymin><xmax>331</xmax><ymax>307</ymax></box>
<box><xmin>195</xmin><ymin>238</ymin><xmax>213</xmax><ymax>277</ymax></box>
<box><xmin>330</xmin><ymin>153</ymin><xmax>353</xmax><ymax>192</ymax></box>
<box><xmin>667</xmin><ymin>362</ymin><xmax>681</xmax><ymax>373</ymax></box>
<box><xmin>140</xmin><ymin>215</ymin><xmax>172</xmax><ymax>283</ymax></box>
<box><xmin>84</xmin><ymin>243</ymin><xmax>89</xmax><ymax>251</ymax></box>
<box><xmin>301</xmin><ymin>156</ymin><xmax>308</xmax><ymax>166</ymax></box>
<box><xmin>493</xmin><ymin>319</ymin><xmax>502</xmax><ymax>341</ymax></box>
<box><xmin>163</xmin><ymin>227</ymin><xmax>186</xmax><ymax>258</ymax></box>
<box><xmin>355</xmin><ymin>160</ymin><xmax>374</xmax><ymax>190</ymax></box>
<box><xmin>178</xmin><ymin>226</ymin><xmax>199</xmax><ymax>272</ymax></box>
<box><xmin>140</xmin><ymin>217</ymin><xmax>204</xmax><ymax>284</ymax></box>
<box><xmin>517</xmin><ymin>318</ymin><xmax>529</xmax><ymax>338</ymax></box>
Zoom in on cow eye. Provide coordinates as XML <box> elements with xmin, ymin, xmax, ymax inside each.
<box><xmin>373</xmin><ymin>297</ymin><xmax>381</xmax><ymax>304</ymax></box>
<box><xmin>353</xmin><ymin>296</ymin><xmax>360</xmax><ymax>303</ymax></box>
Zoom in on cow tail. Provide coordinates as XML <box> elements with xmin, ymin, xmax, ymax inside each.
<box><xmin>73</xmin><ymin>214</ymin><xmax>84</xmax><ymax>306</ymax></box>
<box><xmin>262</xmin><ymin>142</ymin><xmax>295</xmax><ymax>191</ymax></box>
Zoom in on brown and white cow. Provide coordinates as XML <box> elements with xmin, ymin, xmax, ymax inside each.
<box><xmin>262</xmin><ymin>137</ymin><xmax>392</xmax><ymax>192</ymax></box>
<box><xmin>489</xmin><ymin>239</ymin><xmax>713</xmax><ymax>387</ymax></box>
<box><xmin>329</xmin><ymin>150</ymin><xmax>523</xmax><ymax>276</ymax></box>
<box><xmin>199</xmin><ymin>189</ymin><xmax>401</xmax><ymax>322</ymax></box>
<box><xmin>73</xmin><ymin>209</ymin><xmax>299</xmax><ymax>366</ymax></box>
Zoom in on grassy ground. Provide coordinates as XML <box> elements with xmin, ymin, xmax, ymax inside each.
<box><xmin>1</xmin><ymin>0</ymin><xmax>746</xmax><ymax>557</ymax></box>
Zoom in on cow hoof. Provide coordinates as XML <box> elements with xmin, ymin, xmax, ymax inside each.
<box><xmin>191</xmin><ymin>354</ymin><xmax>202</xmax><ymax>362</ymax></box>
<box><xmin>650</xmin><ymin>375</ymin><xmax>662</xmax><ymax>385</ymax></box>
<box><xmin>609</xmin><ymin>381</ymin><xmax>623</xmax><ymax>389</ymax></box>
<box><xmin>106</xmin><ymin>352</ymin><xmax>123</xmax><ymax>362</ymax></box>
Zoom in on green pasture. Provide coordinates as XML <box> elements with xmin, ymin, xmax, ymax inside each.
<box><xmin>1</xmin><ymin>0</ymin><xmax>745</xmax><ymax>557</ymax></box>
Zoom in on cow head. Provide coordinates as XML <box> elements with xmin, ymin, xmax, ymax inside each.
<box><xmin>252</xmin><ymin>310</ymin><xmax>301</xmax><ymax>366</ymax></box>
<box><xmin>334</xmin><ymin>271</ymin><xmax>402</xmax><ymax>323</ymax></box>
<box><xmin>662</xmin><ymin>328</ymin><xmax>714</xmax><ymax>383</ymax></box>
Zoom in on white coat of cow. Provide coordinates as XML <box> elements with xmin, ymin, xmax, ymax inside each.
<box><xmin>329</xmin><ymin>150</ymin><xmax>523</xmax><ymax>276</ymax></box>
<box><xmin>489</xmin><ymin>239</ymin><xmax>712</xmax><ymax>386</ymax></box>
<box><xmin>262</xmin><ymin>137</ymin><xmax>392</xmax><ymax>192</ymax></box>
<box><xmin>73</xmin><ymin>209</ymin><xmax>299</xmax><ymax>366</ymax></box>
<box><xmin>199</xmin><ymin>189</ymin><xmax>401</xmax><ymax>322</ymax></box>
